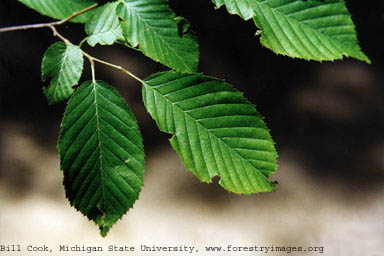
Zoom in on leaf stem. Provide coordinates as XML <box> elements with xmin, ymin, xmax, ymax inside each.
<box><xmin>0</xmin><ymin>3</ymin><xmax>98</xmax><ymax>33</ymax></box>
<box><xmin>90</xmin><ymin>58</ymin><xmax>96</xmax><ymax>83</ymax></box>
<box><xmin>49</xmin><ymin>25</ymin><xmax>71</xmax><ymax>45</ymax></box>
<box><xmin>84</xmin><ymin>53</ymin><xmax>145</xmax><ymax>84</ymax></box>
<box><xmin>79</xmin><ymin>37</ymin><xmax>89</xmax><ymax>48</ymax></box>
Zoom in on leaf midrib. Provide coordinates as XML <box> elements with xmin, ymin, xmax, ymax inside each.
<box><xmin>92</xmin><ymin>81</ymin><xmax>107</xmax><ymax>217</ymax></box>
<box><xmin>90</xmin><ymin>81</ymin><xmax>142</xmax><ymax>217</ymax></box>
<box><xmin>52</xmin><ymin>45</ymin><xmax>72</xmax><ymax>99</ymax></box>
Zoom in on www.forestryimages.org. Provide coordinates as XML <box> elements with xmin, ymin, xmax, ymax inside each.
<box><xmin>1</xmin><ymin>244</ymin><xmax>324</xmax><ymax>254</ymax></box>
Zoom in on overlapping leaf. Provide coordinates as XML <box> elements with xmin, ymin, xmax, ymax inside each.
<box><xmin>211</xmin><ymin>0</ymin><xmax>370</xmax><ymax>63</ymax></box>
<box><xmin>143</xmin><ymin>71</ymin><xmax>278</xmax><ymax>194</ymax></box>
<box><xmin>85</xmin><ymin>2</ymin><xmax>123</xmax><ymax>46</ymax></box>
<box><xmin>59</xmin><ymin>80</ymin><xmax>145</xmax><ymax>236</ymax></box>
<box><xmin>116</xmin><ymin>0</ymin><xmax>199</xmax><ymax>72</ymax></box>
<box><xmin>17</xmin><ymin>0</ymin><xmax>97</xmax><ymax>23</ymax></box>
<box><xmin>42</xmin><ymin>42</ymin><xmax>83</xmax><ymax>105</ymax></box>
<box><xmin>212</xmin><ymin>0</ymin><xmax>254</xmax><ymax>20</ymax></box>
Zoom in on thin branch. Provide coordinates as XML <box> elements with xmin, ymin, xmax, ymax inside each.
<box><xmin>0</xmin><ymin>3</ymin><xmax>98</xmax><ymax>33</ymax></box>
<box><xmin>0</xmin><ymin>22</ymin><xmax>54</xmax><ymax>33</ymax></box>
<box><xmin>54</xmin><ymin>3</ymin><xmax>98</xmax><ymax>25</ymax></box>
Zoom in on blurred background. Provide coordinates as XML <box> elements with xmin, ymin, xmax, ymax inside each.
<box><xmin>0</xmin><ymin>1</ymin><xmax>383</xmax><ymax>255</ymax></box>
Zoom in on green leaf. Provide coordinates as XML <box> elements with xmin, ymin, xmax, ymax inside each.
<box><xmin>212</xmin><ymin>0</ymin><xmax>370</xmax><ymax>63</ymax></box>
<box><xmin>59</xmin><ymin>80</ymin><xmax>145</xmax><ymax>236</ymax></box>
<box><xmin>17</xmin><ymin>0</ymin><xmax>97</xmax><ymax>23</ymax></box>
<box><xmin>142</xmin><ymin>71</ymin><xmax>278</xmax><ymax>194</ymax></box>
<box><xmin>212</xmin><ymin>0</ymin><xmax>255</xmax><ymax>20</ymax></box>
<box><xmin>42</xmin><ymin>42</ymin><xmax>84</xmax><ymax>105</ymax></box>
<box><xmin>116</xmin><ymin>0</ymin><xmax>199</xmax><ymax>72</ymax></box>
<box><xmin>85</xmin><ymin>2</ymin><xmax>123</xmax><ymax>47</ymax></box>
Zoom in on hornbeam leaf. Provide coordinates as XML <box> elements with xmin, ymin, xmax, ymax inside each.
<box><xmin>142</xmin><ymin>71</ymin><xmax>278</xmax><ymax>194</ymax></box>
<box><xmin>42</xmin><ymin>42</ymin><xmax>84</xmax><ymax>105</ymax></box>
<box><xmin>59</xmin><ymin>80</ymin><xmax>145</xmax><ymax>236</ymax></box>
<box><xmin>17</xmin><ymin>0</ymin><xmax>97</xmax><ymax>23</ymax></box>
<box><xmin>211</xmin><ymin>0</ymin><xmax>370</xmax><ymax>63</ymax></box>
<box><xmin>85</xmin><ymin>2</ymin><xmax>123</xmax><ymax>47</ymax></box>
<box><xmin>116</xmin><ymin>0</ymin><xmax>199</xmax><ymax>72</ymax></box>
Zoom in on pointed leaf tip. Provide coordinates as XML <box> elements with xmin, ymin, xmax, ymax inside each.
<box><xmin>212</xmin><ymin>0</ymin><xmax>370</xmax><ymax>63</ymax></box>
